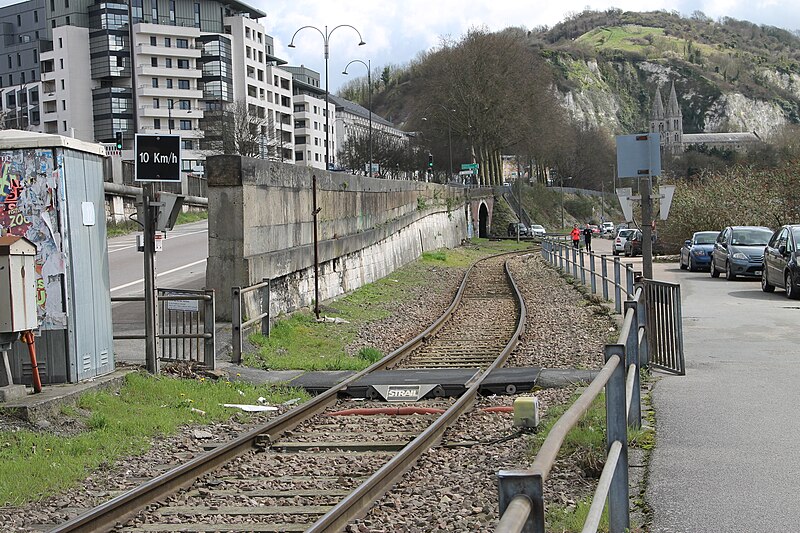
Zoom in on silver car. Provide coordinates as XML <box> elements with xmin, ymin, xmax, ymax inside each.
<box><xmin>613</xmin><ymin>229</ymin><xmax>636</xmax><ymax>256</ymax></box>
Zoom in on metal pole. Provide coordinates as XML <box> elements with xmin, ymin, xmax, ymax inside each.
<box><xmin>641</xmin><ymin>176</ymin><xmax>654</xmax><ymax>279</ymax></box>
<box><xmin>614</xmin><ymin>256</ymin><xmax>622</xmax><ymax>314</ymax></box>
<box><xmin>324</xmin><ymin>29</ymin><xmax>330</xmax><ymax>171</ymax></box>
<box><xmin>203</xmin><ymin>289</ymin><xmax>215</xmax><ymax>369</ymax></box>
<box><xmin>313</xmin><ymin>174</ymin><xmax>321</xmax><ymax>319</ymax></box>
<box><xmin>143</xmin><ymin>183</ymin><xmax>158</xmax><ymax>373</ymax></box>
<box><xmin>447</xmin><ymin>116</ymin><xmax>453</xmax><ymax>181</ymax></box>
<box><xmin>231</xmin><ymin>286</ymin><xmax>242</xmax><ymax>364</ymax></box>
<box><xmin>367</xmin><ymin>60</ymin><xmax>372</xmax><ymax>176</ymax></box>
<box><xmin>604</xmin><ymin>345</ymin><xmax>630</xmax><ymax>533</ymax></box>
<box><xmin>560</xmin><ymin>175</ymin><xmax>564</xmax><ymax>229</ymax></box>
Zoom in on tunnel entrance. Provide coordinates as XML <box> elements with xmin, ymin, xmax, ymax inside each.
<box><xmin>479</xmin><ymin>202</ymin><xmax>489</xmax><ymax>238</ymax></box>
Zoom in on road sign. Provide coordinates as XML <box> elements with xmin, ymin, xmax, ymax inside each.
<box><xmin>135</xmin><ymin>134</ymin><xmax>182</xmax><ymax>182</ymax></box>
<box><xmin>461</xmin><ymin>163</ymin><xmax>479</xmax><ymax>170</ymax></box>
<box><xmin>616</xmin><ymin>133</ymin><xmax>661</xmax><ymax>178</ymax></box>
<box><xmin>659</xmin><ymin>184</ymin><xmax>676</xmax><ymax>220</ymax></box>
<box><xmin>616</xmin><ymin>187</ymin><xmax>634</xmax><ymax>222</ymax></box>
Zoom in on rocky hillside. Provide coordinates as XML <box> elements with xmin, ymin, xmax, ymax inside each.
<box><xmin>356</xmin><ymin>10</ymin><xmax>800</xmax><ymax>139</ymax></box>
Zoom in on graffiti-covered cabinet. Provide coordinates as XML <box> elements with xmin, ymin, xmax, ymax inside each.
<box><xmin>0</xmin><ymin>131</ymin><xmax>113</xmax><ymax>384</ymax></box>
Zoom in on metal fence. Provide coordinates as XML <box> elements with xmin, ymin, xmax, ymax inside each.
<box><xmin>540</xmin><ymin>238</ymin><xmax>637</xmax><ymax>313</ymax></box>
<box><xmin>496</xmin><ymin>287</ymin><xmax>647</xmax><ymax>533</ymax></box>
<box><xmin>111</xmin><ymin>289</ymin><xmax>216</xmax><ymax>369</ymax></box>
<box><xmin>231</xmin><ymin>279</ymin><xmax>271</xmax><ymax>364</ymax></box>
<box><xmin>642</xmin><ymin>280</ymin><xmax>685</xmax><ymax>375</ymax></box>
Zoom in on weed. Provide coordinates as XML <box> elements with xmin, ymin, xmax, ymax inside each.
<box><xmin>357</xmin><ymin>347</ymin><xmax>384</xmax><ymax>363</ymax></box>
<box><xmin>417</xmin><ymin>197</ymin><xmax>427</xmax><ymax>210</ymax></box>
<box><xmin>422</xmin><ymin>251</ymin><xmax>447</xmax><ymax>262</ymax></box>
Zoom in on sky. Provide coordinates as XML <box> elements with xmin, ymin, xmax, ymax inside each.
<box><xmin>257</xmin><ymin>0</ymin><xmax>800</xmax><ymax>91</ymax></box>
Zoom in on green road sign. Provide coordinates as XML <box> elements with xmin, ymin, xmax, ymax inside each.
<box><xmin>461</xmin><ymin>163</ymin><xmax>479</xmax><ymax>170</ymax></box>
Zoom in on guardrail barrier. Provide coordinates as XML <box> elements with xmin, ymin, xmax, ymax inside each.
<box><xmin>231</xmin><ymin>278</ymin><xmax>271</xmax><ymax>364</ymax></box>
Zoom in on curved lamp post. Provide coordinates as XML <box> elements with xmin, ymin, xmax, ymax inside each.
<box><xmin>342</xmin><ymin>58</ymin><xmax>372</xmax><ymax>176</ymax></box>
<box><xmin>288</xmin><ymin>25</ymin><xmax>365</xmax><ymax>171</ymax></box>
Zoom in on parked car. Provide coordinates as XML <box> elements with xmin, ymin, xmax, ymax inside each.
<box><xmin>613</xmin><ymin>228</ymin><xmax>637</xmax><ymax>256</ymax></box>
<box><xmin>679</xmin><ymin>231</ymin><xmax>718</xmax><ymax>271</ymax></box>
<box><xmin>761</xmin><ymin>224</ymin><xmax>800</xmax><ymax>299</ymax></box>
<box><xmin>624</xmin><ymin>229</ymin><xmax>643</xmax><ymax>257</ymax></box>
<box><xmin>710</xmin><ymin>226</ymin><xmax>773</xmax><ymax>280</ymax></box>
<box><xmin>529</xmin><ymin>224</ymin><xmax>546</xmax><ymax>237</ymax></box>
<box><xmin>588</xmin><ymin>224</ymin><xmax>601</xmax><ymax>235</ymax></box>
<box><xmin>601</xmin><ymin>222</ymin><xmax>615</xmax><ymax>236</ymax></box>
<box><xmin>507</xmin><ymin>222</ymin><xmax>529</xmax><ymax>237</ymax></box>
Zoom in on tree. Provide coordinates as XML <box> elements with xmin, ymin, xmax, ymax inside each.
<box><xmin>201</xmin><ymin>100</ymin><xmax>269</xmax><ymax>158</ymax></box>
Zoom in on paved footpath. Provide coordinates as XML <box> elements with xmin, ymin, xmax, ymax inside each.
<box><xmin>644</xmin><ymin>252</ymin><xmax>800</xmax><ymax>531</ymax></box>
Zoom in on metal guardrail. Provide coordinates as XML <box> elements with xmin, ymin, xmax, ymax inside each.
<box><xmin>111</xmin><ymin>290</ymin><xmax>216</xmax><ymax>369</ymax></box>
<box><xmin>231</xmin><ymin>278</ymin><xmax>271</xmax><ymax>364</ymax></box>
<box><xmin>496</xmin><ymin>287</ymin><xmax>647</xmax><ymax>533</ymax></box>
<box><xmin>540</xmin><ymin>238</ymin><xmax>637</xmax><ymax>313</ymax></box>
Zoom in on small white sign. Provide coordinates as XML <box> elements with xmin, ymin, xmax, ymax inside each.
<box><xmin>616</xmin><ymin>187</ymin><xmax>634</xmax><ymax>222</ymax></box>
<box><xmin>81</xmin><ymin>202</ymin><xmax>95</xmax><ymax>226</ymax></box>
<box><xmin>167</xmin><ymin>298</ymin><xmax>199</xmax><ymax>312</ymax></box>
<box><xmin>659</xmin><ymin>185</ymin><xmax>676</xmax><ymax>220</ymax></box>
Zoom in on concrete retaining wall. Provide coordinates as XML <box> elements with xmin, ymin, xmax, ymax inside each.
<box><xmin>206</xmin><ymin>156</ymin><xmax>470</xmax><ymax>320</ymax></box>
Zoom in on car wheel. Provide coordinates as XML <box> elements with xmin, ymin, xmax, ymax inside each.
<box><xmin>786</xmin><ymin>272</ymin><xmax>799</xmax><ymax>299</ymax></box>
<box><xmin>612</xmin><ymin>249</ymin><xmax>619</xmax><ymax>256</ymax></box>
<box><xmin>680</xmin><ymin>254</ymin><xmax>688</xmax><ymax>270</ymax></box>
<box><xmin>688</xmin><ymin>256</ymin><xmax>696</xmax><ymax>272</ymax></box>
<box><xmin>725</xmin><ymin>261</ymin><xmax>737</xmax><ymax>281</ymax></box>
<box><xmin>710</xmin><ymin>258</ymin><xmax>720</xmax><ymax>278</ymax></box>
<box><xmin>762</xmin><ymin>269</ymin><xmax>775</xmax><ymax>293</ymax></box>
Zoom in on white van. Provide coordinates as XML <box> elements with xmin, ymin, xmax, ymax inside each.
<box><xmin>602</xmin><ymin>222</ymin><xmax>615</xmax><ymax>236</ymax></box>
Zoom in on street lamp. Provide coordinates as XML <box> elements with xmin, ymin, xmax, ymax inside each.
<box><xmin>288</xmin><ymin>24</ymin><xmax>366</xmax><ymax>171</ymax></box>
<box><xmin>342</xmin><ymin>59</ymin><xmax>372</xmax><ymax>177</ymax></box>
<box><xmin>421</xmin><ymin>104</ymin><xmax>456</xmax><ymax>181</ymax></box>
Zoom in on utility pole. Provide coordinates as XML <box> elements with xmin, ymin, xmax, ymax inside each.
<box><xmin>641</xmin><ymin>177</ymin><xmax>654</xmax><ymax>280</ymax></box>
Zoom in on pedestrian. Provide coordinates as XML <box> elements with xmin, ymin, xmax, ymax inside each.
<box><xmin>570</xmin><ymin>224</ymin><xmax>581</xmax><ymax>248</ymax></box>
<box><xmin>583</xmin><ymin>224</ymin><xmax>593</xmax><ymax>252</ymax></box>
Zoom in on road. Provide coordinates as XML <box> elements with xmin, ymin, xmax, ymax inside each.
<box><xmin>109</xmin><ymin>219</ymin><xmax>208</xmax><ymax>362</ymax></box>
<box><xmin>589</xmin><ymin>235</ymin><xmax>800</xmax><ymax>531</ymax></box>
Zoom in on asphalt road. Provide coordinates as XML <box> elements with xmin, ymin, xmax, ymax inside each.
<box><xmin>590</xmin><ymin>234</ymin><xmax>800</xmax><ymax>530</ymax></box>
<box><xmin>109</xmin><ymin>219</ymin><xmax>208</xmax><ymax>362</ymax></box>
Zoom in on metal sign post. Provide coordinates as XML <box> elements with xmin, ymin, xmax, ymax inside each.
<box><xmin>135</xmin><ymin>134</ymin><xmax>182</xmax><ymax>373</ymax></box>
<box><xmin>616</xmin><ymin>133</ymin><xmax>661</xmax><ymax>280</ymax></box>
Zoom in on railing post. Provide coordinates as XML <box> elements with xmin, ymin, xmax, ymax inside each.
<box><xmin>579</xmin><ymin>249</ymin><xmax>586</xmax><ymax>286</ymax></box>
<box><xmin>601</xmin><ymin>254</ymin><xmax>609</xmax><ymax>301</ymax></box>
<box><xmin>203</xmin><ymin>289</ymin><xmax>216</xmax><ymax>369</ymax></box>
<box><xmin>613</xmin><ymin>257</ymin><xmax>622</xmax><ymax>314</ymax></box>
<box><xmin>558</xmin><ymin>243</ymin><xmax>564</xmax><ymax>271</ymax></box>
<box><xmin>572</xmin><ymin>246</ymin><xmax>578</xmax><ymax>278</ymax></box>
<box><xmin>497</xmin><ymin>470</ymin><xmax>545</xmax><ymax>533</ymax></box>
<box><xmin>231</xmin><ymin>286</ymin><xmax>242</xmax><ymax>364</ymax></box>
<box><xmin>624</xmin><ymin>300</ymin><xmax>641</xmax><ymax>428</ymax></box>
<box><xmin>589</xmin><ymin>251</ymin><xmax>596</xmax><ymax>294</ymax></box>
<box><xmin>637</xmin><ymin>289</ymin><xmax>649</xmax><ymax>369</ymax></box>
<box><xmin>604</xmin><ymin>345</ymin><xmax>630</xmax><ymax>533</ymax></box>
<box><xmin>626</xmin><ymin>264</ymin><xmax>635</xmax><ymax>297</ymax></box>
<box><xmin>261</xmin><ymin>278</ymin><xmax>271</xmax><ymax>337</ymax></box>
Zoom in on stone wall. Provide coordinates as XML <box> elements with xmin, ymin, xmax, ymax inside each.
<box><xmin>206</xmin><ymin>156</ymin><xmax>471</xmax><ymax>320</ymax></box>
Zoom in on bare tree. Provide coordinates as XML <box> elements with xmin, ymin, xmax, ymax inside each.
<box><xmin>201</xmin><ymin>100</ymin><xmax>268</xmax><ymax>158</ymax></box>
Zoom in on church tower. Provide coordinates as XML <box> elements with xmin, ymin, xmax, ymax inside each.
<box><xmin>650</xmin><ymin>86</ymin><xmax>666</xmax><ymax>145</ymax></box>
<box><xmin>665</xmin><ymin>81</ymin><xmax>683</xmax><ymax>152</ymax></box>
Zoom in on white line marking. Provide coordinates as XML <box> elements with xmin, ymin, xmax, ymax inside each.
<box><xmin>108</xmin><ymin>229</ymin><xmax>208</xmax><ymax>253</ymax></box>
<box><xmin>110</xmin><ymin>259</ymin><xmax>207</xmax><ymax>292</ymax></box>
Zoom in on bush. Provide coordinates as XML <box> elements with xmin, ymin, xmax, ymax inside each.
<box><xmin>564</xmin><ymin>195</ymin><xmax>594</xmax><ymax>221</ymax></box>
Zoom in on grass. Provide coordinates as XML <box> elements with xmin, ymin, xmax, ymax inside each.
<box><xmin>246</xmin><ymin>240</ymin><xmax>531</xmax><ymax>371</ymax></box>
<box><xmin>0</xmin><ymin>372</ymin><xmax>308</xmax><ymax>506</ymax></box>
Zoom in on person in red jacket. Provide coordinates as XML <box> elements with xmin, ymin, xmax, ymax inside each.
<box><xmin>570</xmin><ymin>224</ymin><xmax>581</xmax><ymax>248</ymax></box>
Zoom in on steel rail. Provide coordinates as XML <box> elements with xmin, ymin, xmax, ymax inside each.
<box><xmin>49</xmin><ymin>250</ymin><xmax>525</xmax><ymax>533</ymax></box>
<box><xmin>306</xmin><ymin>256</ymin><xmax>527</xmax><ymax>532</ymax></box>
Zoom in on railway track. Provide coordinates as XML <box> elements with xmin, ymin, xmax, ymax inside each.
<box><xmin>49</xmin><ymin>251</ymin><xmax>527</xmax><ymax>533</ymax></box>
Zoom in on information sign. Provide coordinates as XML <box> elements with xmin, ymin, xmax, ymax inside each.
<box><xmin>135</xmin><ymin>134</ymin><xmax>182</xmax><ymax>182</ymax></box>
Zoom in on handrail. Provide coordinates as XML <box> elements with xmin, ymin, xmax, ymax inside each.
<box><xmin>582</xmin><ymin>440</ymin><xmax>623</xmax><ymax>533</ymax></box>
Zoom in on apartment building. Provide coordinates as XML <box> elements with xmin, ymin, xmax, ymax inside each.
<box><xmin>285</xmin><ymin>65</ymin><xmax>329</xmax><ymax>169</ymax></box>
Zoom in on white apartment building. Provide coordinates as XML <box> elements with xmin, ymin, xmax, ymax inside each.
<box><xmin>284</xmin><ymin>65</ymin><xmax>330</xmax><ymax>170</ymax></box>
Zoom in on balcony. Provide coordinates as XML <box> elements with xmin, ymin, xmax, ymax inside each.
<box><xmin>140</xmin><ymin>126</ymin><xmax>205</xmax><ymax>139</ymax></box>
<box><xmin>137</xmin><ymin>65</ymin><xmax>202</xmax><ymax>79</ymax></box>
<box><xmin>139</xmin><ymin>105</ymin><xmax>203</xmax><ymax>120</ymax></box>
<box><xmin>138</xmin><ymin>85</ymin><xmax>203</xmax><ymax>99</ymax></box>
<box><xmin>136</xmin><ymin>43</ymin><xmax>201</xmax><ymax>58</ymax></box>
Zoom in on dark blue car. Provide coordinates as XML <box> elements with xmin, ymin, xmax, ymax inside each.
<box><xmin>679</xmin><ymin>231</ymin><xmax>718</xmax><ymax>271</ymax></box>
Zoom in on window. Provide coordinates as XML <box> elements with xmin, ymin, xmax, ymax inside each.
<box><xmin>182</xmin><ymin>139</ymin><xmax>193</xmax><ymax>150</ymax></box>
<box><xmin>165</xmin><ymin>58</ymin><xmax>172</xmax><ymax>68</ymax></box>
<box><xmin>32</xmin><ymin>50</ymin><xmax>37</xmax><ymax>63</ymax></box>
<box><xmin>168</xmin><ymin>119</ymin><xmax>174</xmax><ymax>130</ymax></box>
<box><xmin>176</xmin><ymin>39</ymin><xmax>188</xmax><ymax>49</ymax></box>
<box><xmin>245</xmin><ymin>27</ymin><xmax>250</xmax><ymax>38</ymax></box>
<box><xmin>168</xmin><ymin>0</ymin><xmax>175</xmax><ymax>24</ymax></box>
<box><xmin>6</xmin><ymin>56</ymin><xmax>9</xmax><ymax>69</ymax></box>
<box><xmin>34</xmin><ymin>11</ymin><xmax>38</xmax><ymax>22</ymax></box>
<box><xmin>16</xmin><ymin>54</ymin><xmax>21</xmax><ymax>67</ymax></box>
<box><xmin>166</xmin><ymin>79</ymin><xmax>173</xmax><ymax>88</ymax></box>
<box><xmin>62</xmin><ymin>120</ymin><xmax>67</xmax><ymax>131</ymax></box>
<box><xmin>50</xmin><ymin>0</ymin><xmax>54</xmax><ymax>10</ymax></box>
<box><xmin>150</xmin><ymin>36</ymin><xmax>157</xmax><ymax>46</ymax></box>
<box><xmin>152</xmin><ymin>98</ymin><xmax>159</xmax><ymax>108</ymax></box>
<box><xmin>16</xmin><ymin>14</ymin><xmax>21</xmax><ymax>26</ymax></box>
<box><xmin>61</xmin><ymin>99</ymin><xmax>66</xmax><ymax>110</ymax></box>
<box><xmin>65</xmin><ymin>16</ymin><xmax>69</xmax><ymax>24</ymax></box>
<box><xmin>178</xmin><ymin>79</ymin><xmax>189</xmax><ymax>89</ymax></box>
<box><xmin>64</xmin><ymin>0</ymin><xmax>69</xmax><ymax>7</ymax></box>
<box><xmin>151</xmin><ymin>57</ymin><xmax>158</xmax><ymax>67</ymax></box>
<box><xmin>180</xmin><ymin>119</ymin><xmax>190</xmax><ymax>130</ymax></box>
<box><xmin>178</xmin><ymin>99</ymin><xmax>190</xmax><ymax>110</ymax></box>
<box><xmin>177</xmin><ymin>59</ymin><xmax>189</xmax><ymax>69</ymax></box>
<box><xmin>193</xmin><ymin>2</ymin><xmax>200</xmax><ymax>28</ymax></box>
<box><xmin>151</xmin><ymin>78</ymin><xmax>158</xmax><ymax>87</ymax></box>
<box><xmin>59</xmin><ymin>58</ymin><xmax>63</xmax><ymax>69</ymax></box>
<box><xmin>60</xmin><ymin>79</ymin><xmax>65</xmax><ymax>89</ymax></box>
<box><xmin>20</xmin><ymin>72</ymin><xmax>25</xmax><ymax>83</ymax></box>
<box><xmin>153</xmin><ymin>118</ymin><xmax>160</xmax><ymax>129</ymax></box>
<box><xmin>164</xmin><ymin>37</ymin><xmax>171</xmax><ymax>47</ymax></box>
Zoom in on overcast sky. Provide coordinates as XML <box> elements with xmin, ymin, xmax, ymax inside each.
<box><xmin>258</xmin><ymin>0</ymin><xmax>800</xmax><ymax>91</ymax></box>
<box><xmin>1</xmin><ymin>0</ymin><xmax>797</xmax><ymax>91</ymax></box>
